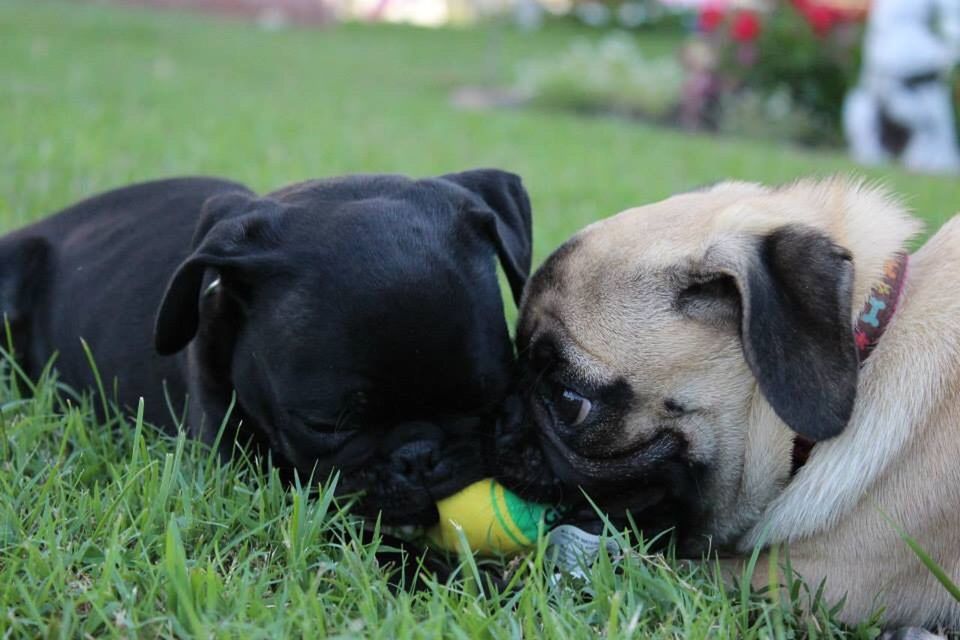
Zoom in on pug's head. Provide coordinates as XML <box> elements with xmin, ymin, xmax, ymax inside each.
<box><xmin>496</xmin><ymin>179</ymin><xmax>919</xmax><ymax>551</ymax></box>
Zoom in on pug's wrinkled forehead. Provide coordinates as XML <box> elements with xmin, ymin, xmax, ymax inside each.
<box><xmin>518</xmin><ymin>182</ymin><xmax>771</xmax><ymax>361</ymax></box>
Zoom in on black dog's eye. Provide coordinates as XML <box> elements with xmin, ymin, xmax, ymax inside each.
<box><xmin>553</xmin><ymin>386</ymin><xmax>593</xmax><ymax>427</ymax></box>
<box><xmin>303</xmin><ymin>420</ymin><xmax>344</xmax><ymax>435</ymax></box>
<box><xmin>291</xmin><ymin>414</ymin><xmax>351</xmax><ymax>435</ymax></box>
<box><xmin>290</xmin><ymin>407</ymin><xmax>358</xmax><ymax>436</ymax></box>
<box><xmin>347</xmin><ymin>391</ymin><xmax>369</xmax><ymax>413</ymax></box>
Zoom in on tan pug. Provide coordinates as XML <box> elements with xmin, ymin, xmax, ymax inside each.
<box><xmin>495</xmin><ymin>177</ymin><xmax>960</xmax><ymax>629</ymax></box>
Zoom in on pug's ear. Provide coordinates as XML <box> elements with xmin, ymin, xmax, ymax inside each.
<box><xmin>701</xmin><ymin>225</ymin><xmax>858</xmax><ymax>441</ymax></box>
<box><xmin>441</xmin><ymin>169</ymin><xmax>533</xmax><ymax>305</ymax></box>
<box><xmin>154</xmin><ymin>192</ymin><xmax>283</xmax><ymax>355</ymax></box>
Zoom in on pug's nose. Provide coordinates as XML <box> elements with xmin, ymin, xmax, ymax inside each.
<box><xmin>391</xmin><ymin>440</ymin><xmax>440</xmax><ymax>479</ymax></box>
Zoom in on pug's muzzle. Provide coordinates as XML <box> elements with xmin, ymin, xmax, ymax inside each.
<box><xmin>494</xmin><ymin>387</ymin><xmax>708</xmax><ymax>545</ymax></box>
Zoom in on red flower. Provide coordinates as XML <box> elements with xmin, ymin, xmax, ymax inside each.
<box><xmin>804</xmin><ymin>4</ymin><xmax>836</xmax><ymax>35</ymax></box>
<box><xmin>698</xmin><ymin>4</ymin><xmax>725</xmax><ymax>33</ymax></box>
<box><xmin>730</xmin><ymin>10</ymin><xmax>761</xmax><ymax>43</ymax></box>
<box><xmin>792</xmin><ymin>0</ymin><xmax>845</xmax><ymax>35</ymax></box>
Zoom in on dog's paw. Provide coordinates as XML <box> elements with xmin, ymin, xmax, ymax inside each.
<box><xmin>878</xmin><ymin>628</ymin><xmax>946</xmax><ymax>640</ymax></box>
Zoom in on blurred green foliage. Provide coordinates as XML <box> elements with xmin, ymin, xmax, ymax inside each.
<box><xmin>728</xmin><ymin>2</ymin><xmax>862</xmax><ymax>146</ymax></box>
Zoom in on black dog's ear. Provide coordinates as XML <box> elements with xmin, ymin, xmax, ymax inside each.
<box><xmin>700</xmin><ymin>225</ymin><xmax>857</xmax><ymax>441</ymax></box>
<box><xmin>0</xmin><ymin>236</ymin><xmax>52</xmax><ymax>357</ymax></box>
<box><xmin>154</xmin><ymin>192</ymin><xmax>282</xmax><ymax>355</ymax></box>
<box><xmin>0</xmin><ymin>236</ymin><xmax>51</xmax><ymax>322</ymax></box>
<box><xmin>441</xmin><ymin>169</ymin><xmax>533</xmax><ymax>304</ymax></box>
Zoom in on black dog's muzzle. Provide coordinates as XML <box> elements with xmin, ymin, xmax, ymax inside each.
<box><xmin>380</xmin><ymin>419</ymin><xmax>484</xmax><ymax>494</ymax></box>
<box><xmin>339</xmin><ymin>415</ymin><xmax>490</xmax><ymax>524</ymax></box>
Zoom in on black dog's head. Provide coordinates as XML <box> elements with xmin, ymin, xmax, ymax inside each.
<box><xmin>153</xmin><ymin>169</ymin><xmax>532</xmax><ymax>525</ymax></box>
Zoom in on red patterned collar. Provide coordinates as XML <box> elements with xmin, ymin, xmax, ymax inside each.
<box><xmin>791</xmin><ymin>252</ymin><xmax>909</xmax><ymax>475</ymax></box>
<box><xmin>853</xmin><ymin>252</ymin><xmax>909</xmax><ymax>361</ymax></box>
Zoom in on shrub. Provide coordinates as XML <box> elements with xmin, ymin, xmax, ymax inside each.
<box><xmin>737</xmin><ymin>2</ymin><xmax>861</xmax><ymax>143</ymax></box>
<box><xmin>717</xmin><ymin>86</ymin><xmax>830</xmax><ymax>146</ymax></box>
<box><xmin>517</xmin><ymin>32</ymin><xmax>684</xmax><ymax>121</ymax></box>
<box><xmin>693</xmin><ymin>0</ymin><xmax>863</xmax><ymax>146</ymax></box>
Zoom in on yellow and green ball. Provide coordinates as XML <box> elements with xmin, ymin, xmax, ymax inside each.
<box><xmin>427</xmin><ymin>478</ymin><xmax>564</xmax><ymax>556</ymax></box>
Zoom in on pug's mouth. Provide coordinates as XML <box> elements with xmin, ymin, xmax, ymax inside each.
<box><xmin>501</xmin><ymin>396</ymin><xmax>698</xmax><ymax>545</ymax></box>
<box><xmin>530</xmin><ymin>395</ymin><xmax>688</xmax><ymax>487</ymax></box>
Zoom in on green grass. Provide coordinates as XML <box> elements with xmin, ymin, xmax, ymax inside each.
<box><xmin>1</xmin><ymin>1</ymin><xmax>958</xmax><ymax>636</ymax></box>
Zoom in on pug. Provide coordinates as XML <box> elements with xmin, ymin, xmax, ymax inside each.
<box><xmin>1</xmin><ymin>169</ymin><xmax>531</xmax><ymax>526</ymax></box>
<box><xmin>497</xmin><ymin>177</ymin><xmax>960</xmax><ymax>628</ymax></box>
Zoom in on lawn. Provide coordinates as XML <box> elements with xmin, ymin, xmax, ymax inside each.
<box><xmin>1</xmin><ymin>1</ymin><xmax>958</xmax><ymax>637</ymax></box>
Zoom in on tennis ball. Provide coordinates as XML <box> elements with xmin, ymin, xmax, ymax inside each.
<box><xmin>427</xmin><ymin>478</ymin><xmax>564</xmax><ymax>556</ymax></box>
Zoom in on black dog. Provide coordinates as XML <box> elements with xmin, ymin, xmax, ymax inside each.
<box><xmin>0</xmin><ymin>169</ymin><xmax>531</xmax><ymax>524</ymax></box>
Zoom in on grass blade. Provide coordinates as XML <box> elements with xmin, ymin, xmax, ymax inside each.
<box><xmin>880</xmin><ymin>509</ymin><xmax>960</xmax><ymax>603</ymax></box>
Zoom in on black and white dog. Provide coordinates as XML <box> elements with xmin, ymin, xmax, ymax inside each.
<box><xmin>0</xmin><ymin>169</ymin><xmax>531</xmax><ymax>525</ymax></box>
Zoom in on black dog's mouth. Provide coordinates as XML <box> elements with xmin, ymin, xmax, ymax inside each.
<box><xmin>271</xmin><ymin>412</ymin><xmax>493</xmax><ymax>528</ymax></box>
<box><xmin>353</xmin><ymin>488</ymin><xmax>441</xmax><ymax>526</ymax></box>
<box><xmin>341</xmin><ymin>461</ymin><xmax>486</xmax><ymax>527</ymax></box>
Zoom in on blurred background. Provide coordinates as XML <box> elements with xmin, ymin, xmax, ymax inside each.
<box><xmin>2</xmin><ymin>0</ymin><xmax>957</xmax><ymax>270</ymax></box>
<box><xmin>98</xmin><ymin>0</ymin><xmax>960</xmax><ymax>161</ymax></box>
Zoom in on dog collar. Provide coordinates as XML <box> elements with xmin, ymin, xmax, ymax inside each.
<box><xmin>791</xmin><ymin>252</ymin><xmax>909</xmax><ymax>475</ymax></box>
<box><xmin>852</xmin><ymin>252</ymin><xmax>909</xmax><ymax>361</ymax></box>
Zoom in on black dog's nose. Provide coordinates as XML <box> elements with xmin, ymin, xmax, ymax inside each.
<box><xmin>391</xmin><ymin>440</ymin><xmax>439</xmax><ymax>479</ymax></box>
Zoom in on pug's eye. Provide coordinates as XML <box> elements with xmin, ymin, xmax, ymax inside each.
<box><xmin>554</xmin><ymin>386</ymin><xmax>593</xmax><ymax>427</ymax></box>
